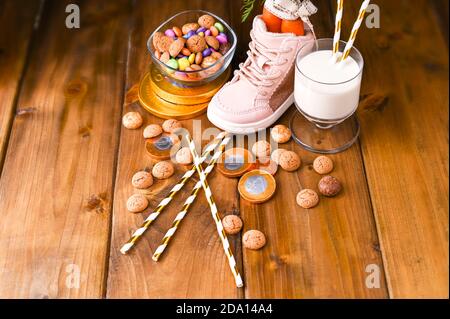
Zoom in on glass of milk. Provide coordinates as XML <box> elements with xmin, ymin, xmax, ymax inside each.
<box><xmin>291</xmin><ymin>38</ymin><xmax>364</xmax><ymax>154</ymax></box>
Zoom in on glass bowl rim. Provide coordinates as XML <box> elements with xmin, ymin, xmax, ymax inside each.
<box><xmin>295</xmin><ymin>38</ymin><xmax>365</xmax><ymax>86</ymax></box>
<box><xmin>148</xmin><ymin>10</ymin><xmax>237</xmax><ymax>74</ymax></box>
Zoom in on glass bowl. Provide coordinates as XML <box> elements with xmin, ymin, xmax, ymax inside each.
<box><xmin>148</xmin><ymin>10</ymin><xmax>237</xmax><ymax>87</ymax></box>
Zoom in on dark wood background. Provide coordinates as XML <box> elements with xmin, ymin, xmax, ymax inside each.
<box><xmin>0</xmin><ymin>0</ymin><xmax>448</xmax><ymax>298</ymax></box>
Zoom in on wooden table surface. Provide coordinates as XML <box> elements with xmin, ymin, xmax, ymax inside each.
<box><xmin>0</xmin><ymin>0</ymin><xmax>448</xmax><ymax>299</ymax></box>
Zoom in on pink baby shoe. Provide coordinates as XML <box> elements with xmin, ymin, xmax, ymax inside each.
<box><xmin>208</xmin><ymin>14</ymin><xmax>315</xmax><ymax>134</ymax></box>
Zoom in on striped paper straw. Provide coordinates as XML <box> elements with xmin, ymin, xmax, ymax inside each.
<box><xmin>340</xmin><ymin>0</ymin><xmax>370</xmax><ymax>62</ymax></box>
<box><xmin>186</xmin><ymin>134</ymin><xmax>244</xmax><ymax>288</ymax></box>
<box><xmin>332</xmin><ymin>0</ymin><xmax>344</xmax><ymax>59</ymax></box>
<box><xmin>152</xmin><ymin>134</ymin><xmax>232</xmax><ymax>262</ymax></box>
<box><xmin>120</xmin><ymin>131</ymin><xmax>227</xmax><ymax>255</ymax></box>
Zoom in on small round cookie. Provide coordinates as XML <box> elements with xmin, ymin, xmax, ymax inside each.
<box><xmin>318</xmin><ymin>176</ymin><xmax>342</xmax><ymax>197</ymax></box>
<box><xmin>296</xmin><ymin>189</ymin><xmax>319</xmax><ymax>209</ymax></box>
<box><xmin>152</xmin><ymin>31</ymin><xmax>163</xmax><ymax>51</ymax></box>
<box><xmin>143</xmin><ymin>124</ymin><xmax>163</xmax><ymax>139</ymax></box>
<box><xmin>122</xmin><ymin>112</ymin><xmax>143</xmax><ymax>129</ymax></box>
<box><xmin>205</xmin><ymin>36</ymin><xmax>220</xmax><ymax>50</ymax></box>
<box><xmin>186</xmin><ymin>35</ymin><xmax>207</xmax><ymax>53</ymax></box>
<box><xmin>198</xmin><ymin>14</ymin><xmax>216</xmax><ymax>29</ymax></box>
<box><xmin>156</xmin><ymin>35</ymin><xmax>174</xmax><ymax>53</ymax></box>
<box><xmin>201</xmin><ymin>56</ymin><xmax>218</xmax><ymax>69</ymax></box>
<box><xmin>252</xmin><ymin>140</ymin><xmax>271</xmax><ymax>159</ymax></box>
<box><xmin>152</xmin><ymin>161</ymin><xmax>175</xmax><ymax>179</ymax></box>
<box><xmin>279</xmin><ymin>151</ymin><xmax>301</xmax><ymax>172</ymax></box>
<box><xmin>162</xmin><ymin>119</ymin><xmax>183</xmax><ymax>133</ymax></box>
<box><xmin>159</xmin><ymin>51</ymin><xmax>170</xmax><ymax>63</ymax></box>
<box><xmin>313</xmin><ymin>156</ymin><xmax>334</xmax><ymax>175</ymax></box>
<box><xmin>182</xmin><ymin>23</ymin><xmax>200</xmax><ymax>35</ymax></box>
<box><xmin>126</xmin><ymin>194</ymin><xmax>149</xmax><ymax>213</ymax></box>
<box><xmin>169</xmin><ymin>38</ymin><xmax>186</xmax><ymax>58</ymax></box>
<box><xmin>222</xmin><ymin>215</ymin><xmax>243</xmax><ymax>235</ymax></box>
<box><xmin>175</xmin><ymin>147</ymin><xmax>193</xmax><ymax>165</ymax></box>
<box><xmin>271</xmin><ymin>125</ymin><xmax>292</xmax><ymax>144</ymax></box>
<box><xmin>271</xmin><ymin>148</ymin><xmax>287</xmax><ymax>165</ymax></box>
<box><xmin>132</xmin><ymin>171</ymin><xmax>154</xmax><ymax>189</ymax></box>
<box><xmin>243</xmin><ymin>230</ymin><xmax>266</xmax><ymax>250</ymax></box>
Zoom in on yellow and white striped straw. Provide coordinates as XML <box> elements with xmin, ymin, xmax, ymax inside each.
<box><xmin>332</xmin><ymin>0</ymin><xmax>344</xmax><ymax>60</ymax></box>
<box><xmin>152</xmin><ymin>134</ymin><xmax>231</xmax><ymax>262</ymax></box>
<box><xmin>186</xmin><ymin>134</ymin><xmax>244</xmax><ymax>288</ymax></box>
<box><xmin>120</xmin><ymin>131</ymin><xmax>227</xmax><ymax>255</ymax></box>
<box><xmin>340</xmin><ymin>0</ymin><xmax>370</xmax><ymax>62</ymax></box>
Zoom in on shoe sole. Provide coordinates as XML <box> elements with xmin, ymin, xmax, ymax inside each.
<box><xmin>207</xmin><ymin>93</ymin><xmax>294</xmax><ymax>134</ymax></box>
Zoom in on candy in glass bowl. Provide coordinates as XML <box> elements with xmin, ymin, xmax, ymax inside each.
<box><xmin>148</xmin><ymin>10</ymin><xmax>237</xmax><ymax>87</ymax></box>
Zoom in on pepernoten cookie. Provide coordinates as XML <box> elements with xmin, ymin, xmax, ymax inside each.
<box><xmin>145</xmin><ymin>133</ymin><xmax>180</xmax><ymax>160</ymax></box>
<box><xmin>222</xmin><ymin>215</ymin><xmax>243</xmax><ymax>235</ymax></box>
<box><xmin>270</xmin><ymin>148</ymin><xmax>287</xmax><ymax>165</ymax></box>
<box><xmin>187</xmin><ymin>35</ymin><xmax>207</xmax><ymax>53</ymax></box>
<box><xmin>198</xmin><ymin>14</ymin><xmax>216</xmax><ymax>29</ymax></box>
<box><xmin>243</xmin><ymin>230</ymin><xmax>266</xmax><ymax>250</ymax></box>
<box><xmin>152</xmin><ymin>161</ymin><xmax>175</xmax><ymax>180</ymax></box>
<box><xmin>218</xmin><ymin>148</ymin><xmax>254</xmax><ymax>178</ymax></box>
<box><xmin>238</xmin><ymin>170</ymin><xmax>276</xmax><ymax>204</ymax></box>
<box><xmin>175</xmin><ymin>147</ymin><xmax>193</xmax><ymax>165</ymax></box>
<box><xmin>278</xmin><ymin>151</ymin><xmax>301</xmax><ymax>172</ymax></box>
<box><xmin>296</xmin><ymin>189</ymin><xmax>319</xmax><ymax>209</ymax></box>
<box><xmin>132</xmin><ymin>171</ymin><xmax>154</xmax><ymax>189</ymax></box>
<box><xmin>313</xmin><ymin>156</ymin><xmax>334</xmax><ymax>175</ymax></box>
<box><xmin>126</xmin><ymin>194</ymin><xmax>149</xmax><ymax>213</ymax></box>
<box><xmin>271</xmin><ymin>125</ymin><xmax>291</xmax><ymax>143</ymax></box>
<box><xmin>143</xmin><ymin>124</ymin><xmax>163</xmax><ymax>139</ymax></box>
<box><xmin>162</xmin><ymin>119</ymin><xmax>183</xmax><ymax>133</ymax></box>
<box><xmin>169</xmin><ymin>38</ymin><xmax>186</xmax><ymax>58</ymax></box>
<box><xmin>122</xmin><ymin>112</ymin><xmax>143</xmax><ymax>129</ymax></box>
<box><xmin>318</xmin><ymin>175</ymin><xmax>342</xmax><ymax>197</ymax></box>
<box><xmin>252</xmin><ymin>140</ymin><xmax>272</xmax><ymax>159</ymax></box>
<box><xmin>156</xmin><ymin>35</ymin><xmax>174</xmax><ymax>53</ymax></box>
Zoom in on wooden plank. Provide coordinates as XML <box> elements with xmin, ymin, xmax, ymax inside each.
<box><xmin>431</xmin><ymin>0</ymin><xmax>449</xmax><ymax>47</ymax></box>
<box><xmin>239</xmin><ymin>0</ymin><xmax>389</xmax><ymax>298</ymax></box>
<box><xmin>106</xmin><ymin>0</ymin><xmax>244</xmax><ymax>298</ymax></box>
<box><xmin>348</xmin><ymin>0</ymin><xmax>449</xmax><ymax>298</ymax></box>
<box><xmin>0</xmin><ymin>0</ymin><xmax>130</xmax><ymax>298</ymax></box>
<box><xmin>0</xmin><ymin>0</ymin><xmax>40</xmax><ymax>173</ymax></box>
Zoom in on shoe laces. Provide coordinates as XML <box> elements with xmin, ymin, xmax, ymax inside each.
<box><xmin>234</xmin><ymin>30</ymin><xmax>292</xmax><ymax>88</ymax></box>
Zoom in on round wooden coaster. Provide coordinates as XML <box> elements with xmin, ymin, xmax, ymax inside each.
<box><xmin>217</xmin><ymin>148</ymin><xmax>254</xmax><ymax>178</ymax></box>
<box><xmin>138</xmin><ymin>66</ymin><xmax>231</xmax><ymax>120</ymax></box>
<box><xmin>145</xmin><ymin>133</ymin><xmax>180</xmax><ymax>160</ymax></box>
<box><xmin>238</xmin><ymin>170</ymin><xmax>276</xmax><ymax>204</ymax></box>
<box><xmin>149</xmin><ymin>64</ymin><xmax>231</xmax><ymax>105</ymax></box>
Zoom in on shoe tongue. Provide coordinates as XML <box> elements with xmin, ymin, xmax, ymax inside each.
<box><xmin>253</xmin><ymin>16</ymin><xmax>288</xmax><ymax>49</ymax></box>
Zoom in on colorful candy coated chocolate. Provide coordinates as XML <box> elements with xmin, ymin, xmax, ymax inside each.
<box><xmin>202</xmin><ymin>48</ymin><xmax>212</xmax><ymax>57</ymax></box>
<box><xmin>177</xmin><ymin>57</ymin><xmax>190</xmax><ymax>71</ymax></box>
<box><xmin>165</xmin><ymin>29</ymin><xmax>176</xmax><ymax>38</ymax></box>
<box><xmin>214</xmin><ymin>22</ymin><xmax>225</xmax><ymax>33</ymax></box>
<box><xmin>188</xmin><ymin>53</ymin><xmax>195</xmax><ymax>64</ymax></box>
<box><xmin>166</xmin><ymin>58</ymin><xmax>179</xmax><ymax>70</ymax></box>
<box><xmin>216</xmin><ymin>34</ymin><xmax>228</xmax><ymax>44</ymax></box>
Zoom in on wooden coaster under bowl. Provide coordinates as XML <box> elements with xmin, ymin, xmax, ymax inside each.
<box><xmin>139</xmin><ymin>64</ymin><xmax>231</xmax><ymax>120</ymax></box>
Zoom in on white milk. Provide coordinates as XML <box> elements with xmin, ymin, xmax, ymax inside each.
<box><xmin>295</xmin><ymin>50</ymin><xmax>362</xmax><ymax>121</ymax></box>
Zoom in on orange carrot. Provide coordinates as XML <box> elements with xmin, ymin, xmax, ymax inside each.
<box><xmin>281</xmin><ymin>19</ymin><xmax>305</xmax><ymax>36</ymax></box>
<box><xmin>262</xmin><ymin>7</ymin><xmax>282</xmax><ymax>33</ymax></box>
